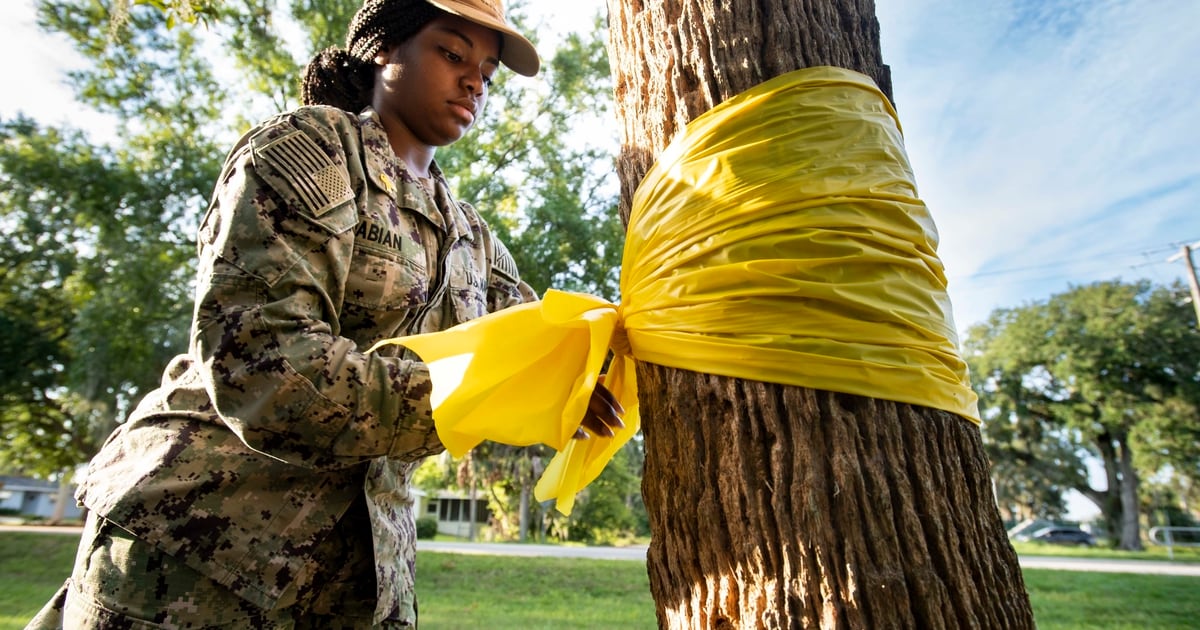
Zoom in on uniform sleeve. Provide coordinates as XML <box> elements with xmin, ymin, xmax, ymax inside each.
<box><xmin>191</xmin><ymin>111</ymin><xmax>441</xmax><ymax>470</ymax></box>
<box><xmin>484</xmin><ymin>223</ymin><xmax>538</xmax><ymax>310</ymax></box>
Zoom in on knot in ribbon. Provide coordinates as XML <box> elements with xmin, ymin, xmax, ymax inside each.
<box><xmin>609</xmin><ymin>317</ymin><xmax>633</xmax><ymax>358</ymax></box>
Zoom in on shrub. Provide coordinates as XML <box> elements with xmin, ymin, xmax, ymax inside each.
<box><xmin>416</xmin><ymin>515</ymin><xmax>438</xmax><ymax>540</ymax></box>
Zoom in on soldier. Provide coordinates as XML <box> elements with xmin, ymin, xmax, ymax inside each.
<box><xmin>28</xmin><ymin>0</ymin><xmax>623</xmax><ymax>627</ymax></box>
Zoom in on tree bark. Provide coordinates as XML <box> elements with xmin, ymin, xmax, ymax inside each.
<box><xmin>50</xmin><ymin>468</ymin><xmax>74</xmax><ymax>525</ymax></box>
<box><xmin>518</xmin><ymin>477</ymin><xmax>531</xmax><ymax>542</ymax></box>
<box><xmin>1117</xmin><ymin>436</ymin><xmax>1144</xmax><ymax>551</ymax></box>
<box><xmin>607</xmin><ymin>0</ymin><xmax>892</xmax><ymax>223</ymax></box>
<box><xmin>640</xmin><ymin>371</ymin><xmax>1033</xmax><ymax>628</ymax></box>
<box><xmin>605</xmin><ymin>1</ymin><xmax>1035</xmax><ymax>627</ymax></box>
<box><xmin>1092</xmin><ymin>432</ymin><xmax>1124</xmax><ymax>546</ymax></box>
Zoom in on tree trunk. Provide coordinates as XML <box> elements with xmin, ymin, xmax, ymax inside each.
<box><xmin>1093</xmin><ymin>432</ymin><xmax>1124</xmax><ymax>545</ymax></box>
<box><xmin>605</xmin><ymin>1</ymin><xmax>1035</xmax><ymax>627</ymax></box>
<box><xmin>467</xmin><ymin>455</ymin><xmax>478</xmax><ymax>542</ymax></box>
<box><xmin>607</xmin><ymin>0</ymin><xmax>892</xmax><ymax>223</ymax></box>
<box><xmin>518</xmin><ymin>476</ymin><xmax>531</xmax><ymax>542</ymax></box>
<box><xmin>1117</xmin><ymin>436</ymin><xmax>1143</xmax><ymax>550</ymax></box>
<box><xmin>640</xmin><ymin>371</ymin><xmax>1032</xmax><ymax>628</ymax></box>
<box><xmin>49</xmin><ymin>468</ymin><xmax>74</xmax><ymax>525</ymax></box>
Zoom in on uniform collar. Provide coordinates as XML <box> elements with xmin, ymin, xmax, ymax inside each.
<box><xmin>359</xmin><ymin>108</ymin><xmax>474</xmax><ymax>241</ymax></box>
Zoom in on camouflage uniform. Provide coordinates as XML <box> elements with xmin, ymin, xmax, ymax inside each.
<box><xmin>29</xmin><ymin>105</ymin><xmax>534</xmax><ymax>628</ymax></box>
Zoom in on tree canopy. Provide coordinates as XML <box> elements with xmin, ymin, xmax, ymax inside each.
<box><xmin>1</xmin><ymin>0</ymin><xmax>224</xmax><ymax>475</ymax></box>
<box><xmin>1</xmin><ymin>0</ymin><xmax>624</xmax><ymax>502</ymax></box>
<box><xmin>965</xmin><ymin>279</ymin><xmax>1200</xmax><ymax>548</ymax></box>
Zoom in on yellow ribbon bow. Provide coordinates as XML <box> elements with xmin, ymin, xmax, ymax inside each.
<box><xmin>371</xmin><ymin>66</ymin><xmax>979</xmax><ymax>515</ymax></box>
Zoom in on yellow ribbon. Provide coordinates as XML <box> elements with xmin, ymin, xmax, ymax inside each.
<box><xmin>369</xmin><ymin>291</ymin><xmax>638</xmax><ymax>516</ymax></box>
<box><xmin>371</xmin><ymin>66</ymin><xmax>979</xmax><ymax>515</ymax></box>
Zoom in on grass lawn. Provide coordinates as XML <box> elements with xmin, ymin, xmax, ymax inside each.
<box><xmin>1022</xmin><ymin>569</ymin><xmax>1199</xmax><ymax>630</ymax></box>
<box><xmin>0</xmin><ymin>531</ymin><xmax>78</xmax><ymax>629</ymax></box>
<box><xmin>1011</xmin><ymin>540</ymin><xmax>1200</xmax><ymax>563</ymax></box>
<box><xmin>3</xmin><ymin>530</ymin><xmax>1198</xmax><ymax>629</ymax></box>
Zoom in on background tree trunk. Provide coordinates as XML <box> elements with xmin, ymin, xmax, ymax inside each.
<box><xmin>605</xmin><ymin>1</ymin><xmax>1036</xmax><ymax>627</ymax></box>
<box><xmin>1118</xmin><ymin>439</ymin><xmax>1144</xmax><ymax>550</ymax></box>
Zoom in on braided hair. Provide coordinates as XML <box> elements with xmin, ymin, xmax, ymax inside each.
<box><xmin>301</xmin><ymin>0</ymin><xmax>445</xmax><ymax>112</ymax></box>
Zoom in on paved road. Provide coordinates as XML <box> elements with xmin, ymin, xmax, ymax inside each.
<box><xmin>0</xmin><ymin>524</ymin><xmax>83</xmax><ymax>535</ymax></box>
<box><xmin>5</xmin><ymin>526</ymin><xmax>1198</xmax><ymax>576</ymax></box>
<box><xmin>420</xmin><ymin>541</ymin><xmax>1200</xmax><ymax>576</ymax></box>
<box><xmin>420</xmin><ymin>541</ymin><xmax>648</xmax><ymax>561</ymax></box>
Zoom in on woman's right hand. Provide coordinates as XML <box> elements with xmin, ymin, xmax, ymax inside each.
<box><xmin>574</xmin><ymin>378</ymin><xmax>625</xmax><ymax>439</ymax></box>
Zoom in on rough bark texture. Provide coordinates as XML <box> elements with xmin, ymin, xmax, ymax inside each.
<box><xmin>605</xmin><ymin>0</ymin><xmax>1036</xmax><ymax>627</ymax></box>
<box><xmin>607</xmin><ymin>0</ymin><xmax>892</xmax><ymax>223</ymax></box>
<box><xmin>639</xmin><ymin>371</ymin><xmax>1033</xmax><ymax>628</ymax></box>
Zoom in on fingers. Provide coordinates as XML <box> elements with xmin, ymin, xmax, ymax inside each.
<box><xmin>592</xmin><ymin>381</ymin><xmax>625</xmax><ymax>416</ymax></box>
<box><xmin>572</xmin><ymin>382</ymin><xmax>627</xmax><ymax>440</ymax></box>
<box><xmin>588</xmin><ymin>393</ymin><xmax>623</xmax><ymax>437</ymax></box>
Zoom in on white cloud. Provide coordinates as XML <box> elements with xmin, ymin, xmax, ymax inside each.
<box><xmin>879</xmin><ymin>0</ymin><xmax>1200</xmax><ymax>328</ymax></box>
<box><xmin>0</xmin><ymin>0</ymin><xmax>120</xmax><ymax>140</ymax></box>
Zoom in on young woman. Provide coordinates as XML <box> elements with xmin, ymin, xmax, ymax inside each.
<box><xmin>29</xmin><ymin>0</ymin><xmax>622</xmax><ymax>626</ymax></box>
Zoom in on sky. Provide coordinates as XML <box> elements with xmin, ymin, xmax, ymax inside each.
<box><xmin>3</xmin><ymin>0</ymin><xmax>1195</xmax><ymax>334</ymax></box>
<box><xmin>532</xmin><ymin>0</ymin><xmax>1200</xmax><ymax>336</ymax></box>
<box><xmin>2</xmin><ymin>0</ymin><xmax>1197</xmax><ymax>520</ymax></box>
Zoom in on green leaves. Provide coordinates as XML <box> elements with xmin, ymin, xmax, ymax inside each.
<box><xmin>966</xmin><ymin>279</ymin><xmax>1200</xmax><ymax>535</ymax></box>
<box><xmin>7</xmin><ymin>0</ymin><xmax>626</xmax><ymax>509</ymax></box>
<box><xmin>3</xmin><ymin>1</ymin><xmax>227</xmax><ymax>476</ymax></box>
<box><xmin>0</xmin><ymin>116</ymin><xmax>202</xmax><ymax>475</ymax></box>
<box><xmin>115</xmin><ymin>0</ymin><xmax>222</xmax><ymax>29</ymax></box>
<box><xmin>440</xmin><ymin>12</ymin><xmax>623</xmax><ymax>300</ymax></box>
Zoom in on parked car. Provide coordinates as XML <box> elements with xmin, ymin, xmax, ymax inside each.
<box><xmin>1029</xmin><ymin>526</ymin><xmax>1096</xmax><ymax>547</ymax></box>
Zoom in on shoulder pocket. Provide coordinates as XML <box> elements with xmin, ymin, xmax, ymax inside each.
<box><xmin>486</xmin><ymin>236</ymin><xmax>528</xmax><ymax>309</ymax></box>
<box><xmin>252</xmin><ymin>127</ymin><xmax>357</xmax><ymax>234</ymax></box>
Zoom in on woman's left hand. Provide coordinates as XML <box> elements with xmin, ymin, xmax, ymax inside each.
<box><xmin>574</xmin><ymin>378</ymin><xmax>625</xmax><ymax>439</ymax></box>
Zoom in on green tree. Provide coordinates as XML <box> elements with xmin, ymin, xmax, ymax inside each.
<box><xmin>965</xmin><ymin>308</ymin><xmax>1090</xmax><ymax>522</ymax></box>
<box><xmin>966</xmin><ymin>279</ymin><xmax>1200</xmax><ymax>549</ymax></box>
<box><xmin>4</xmin><ymin>0</ymin><xmax>625</xmax><ymax>522</ymax></box>
<box><xmin>438</xmin><ymin>16</ymin><xmax>624</xmax><ymax>300</ymax></box>
<box><xmin>567</xmin><ymin>437</ymin><xmax>647</xmax><ymax>545</ymax></box>
<box><xmin>1</xmin><ymin>0</ymin><xmax>227</xmax><ymax>470</ymax></box>
<box><xmin>112</xmin><ymin>0</ymin><xmax>221</xmax><ymax>28</ymax></box>
<box><xmin>0</xmin><ymin>0</ymin><xmax>227</xmax><ymax>477</ymax></box>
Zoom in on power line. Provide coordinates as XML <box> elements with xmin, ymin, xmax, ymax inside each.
<box><xmin>1166</xmin><ymin>239</ymin><xmax>1200</xmax><ymax>328</ymax></box>
<box><xmin>944</xmin><ymin>240</ymin><xmax>1200</xmax><ymax>300</ymax></box>
<box><xmin>954</xmin><ymin>242</ymin><xmax>1187</xmax><ymax>281</ymax></box>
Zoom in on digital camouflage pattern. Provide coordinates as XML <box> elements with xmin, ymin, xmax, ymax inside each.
<box><xmin>34</xmin><ymin>514</ymin><xmax>293</xmax><ymax>628</ymax></box>
<box><xmin>59</xmin><ymin>105</ymin><xmax>533</xmax><ymax>626</ymax></box>
<box><xmin>30</xmin><ymin>512</ymin><xmax>413</xmax><ymax>628</ymax></box>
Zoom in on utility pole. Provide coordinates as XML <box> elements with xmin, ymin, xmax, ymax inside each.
<box><xmin>1168</xmin><ymin>240</ymin><xmax>1200</xmax><ymax>328</ymax></box>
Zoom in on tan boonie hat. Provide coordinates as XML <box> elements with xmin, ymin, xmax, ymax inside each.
<box><xmin>425</xmin><ymin>0</ymin><xmax>541</xmax><ymax>76</ymax></box>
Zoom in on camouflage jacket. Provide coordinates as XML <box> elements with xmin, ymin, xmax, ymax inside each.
<box><xmin>76</xmin><ymin>106</ymin><xmax>534</xmax><ymax>623</ymax></box>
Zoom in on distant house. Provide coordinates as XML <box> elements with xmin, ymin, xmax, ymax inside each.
<box><xmin>414</xmin><ymin>488</ymin><xmax>492</xmax><ymax>538</ymax></box>
<box><xmin>0</xmin><ymin>475</ymin><xmax>82</xmax><ymax>521</ymax></box>
<box><xmin>0</xmin><ymin>475</ymin><xmax>492</xmax><ymax>534</ymax></box>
